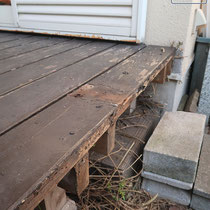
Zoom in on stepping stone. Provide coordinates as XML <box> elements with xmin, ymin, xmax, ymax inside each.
<box><xmin>191</xmin><ymin>195</ymin><xmax>210</xmax><ymax>210</ymax></box>
<box><xmin>141</xmin><ymin>178</ymin><xmax>191</xmax><ymax>206</ymax></box>
<box><xmin>142</xmin><ymin>171</ymin><xmax>193</xmax><ymax>190</ymax></box>
<box><xmin>143</xmin><ymin>111</ymin><xmax>206</xmax><ymax>184</ymax></box>
<box><xmin>190</xmin><ymin>134</ymin><xmax>210</xmax><ymax>210</ymax></box>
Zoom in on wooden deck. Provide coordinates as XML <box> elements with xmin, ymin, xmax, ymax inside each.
<box><xmin>0</xmin><ymin>32</ymin><xmax>175</xmax><ymax>210</ymax></box>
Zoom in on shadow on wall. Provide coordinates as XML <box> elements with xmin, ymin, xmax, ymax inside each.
<box><xmin>0</xmin><ymin>0</ymin><xmax>11</xmax><ymax>5</ymax></box>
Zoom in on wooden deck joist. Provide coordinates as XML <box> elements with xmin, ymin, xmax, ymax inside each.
<box><xmin>0</xmin><ymin>32</ymin><xmax>175</xmax><ymax>210</ymax></box>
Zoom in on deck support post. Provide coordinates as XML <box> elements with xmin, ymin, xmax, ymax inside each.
<box><xmin>93</xmin><ymin>122</ymin><xmax>116</xmax><ymax>155</ymax></box>
<box><xmin>44</xmin><ymin>186</ymin><xmax>77</xmax><ymax>210</ymax></box>
<box><xmin>153</xmin><ymin>56</ymin><xmax>173</xmax><ymax>84</ymax></box>
<box><xmin>124</xmin><ymin>90</ymin><xmax>138</xmax><ymax>115</ymax></box>
<box><xmin>153</xmin><ymin>65</ymin><xmax>167</xmax><ymax>84</ymax></box>
<box><xmin>58</xmin><ymin>153</ymin><xmax>89</xmax><ymax>196</ymax></box>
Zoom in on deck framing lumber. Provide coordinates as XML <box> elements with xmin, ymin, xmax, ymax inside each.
<box><xmin>93</xmin><ymin>121</ymin><xmax>116</xmax><ymax>155</ymax></box>
<box><xmin>153</xmin><ymin>56</ymin><xmax>174</xmax><ymax>84</ymax></box>
<box><xmin>59</xmin><ymin>153</ymin><xmax>89</xmax><ymax>195</ymax></box>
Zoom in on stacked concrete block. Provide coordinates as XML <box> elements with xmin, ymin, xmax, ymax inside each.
<box><xmin>198</xmin><ymin>48</ymin><xmax>210</xmax><ymax>122</ymax></box>
<box><xmin>191</xmin><ymin>134</ymin><xmax>210</xmax><ymax>210</ymax></box>
<box><xmin>141</xmin><ymin>111</ymin><xmax>206</xmax><ymax>206</ymax></box>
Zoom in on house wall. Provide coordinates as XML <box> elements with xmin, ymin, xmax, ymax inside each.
<box><xmin>202</xmin><ymin>0</ymin><xmax>210</xmax><ymax>38</ymax></box>
<box><xmin>208</xmin><ymin>1</ymin><xmax>210</xmax><ymax>38</ymax></box>
<box><xmin>145</xmin><ymin>0</ymin><xmax>200</xmax><ymax>111</ymax></box>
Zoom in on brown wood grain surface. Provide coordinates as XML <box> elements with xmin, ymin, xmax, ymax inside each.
<box><xmin>0</xmin><ymin>42</ymin><xmax>144</xmax><ymax>135</ymax></box>
<box><xmin>0</xmin><ymin>37</ymin><xmax>80</xmax><ymax>75</ymax></box>
<box><xmin>0</xmin><ymin>39</ymin><xmax>102</xmax><ymax>96</ymax></box>
<box><xmin>0</xmin><ymin>33</ymin><xmax>30</xmax><ymax>43</ymax></box>
<box><xmin>0</xmin><ymin>36</ymin><xmax>73</xmax><ymax>60</ymax></box>
<box><xmin>0</xmin><ymin>34</ymin><xmax>55</xmax><ymax>51</ymax></box>
<box><xmin>0</xmin><ymin>32</ymin><xmax>175</xmax><ymax>210</ymax></box>
<box><xmin>0</xmin><ymin>95</ymin><xmax>115</xmax><ymax>210</ymax></box>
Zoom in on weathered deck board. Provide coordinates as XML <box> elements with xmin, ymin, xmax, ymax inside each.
<box><xmin>0</xmin><ymin>95</ymin><xmax>115</xmax><ymax>210</ymax></box>
<box><xmin>73</xmin><ymin>46</ymin><xmax>175</xmax><ymax>117</ymax></box>
<box><xmin>0</xmin><ymin>39</ymin><xmax>92</xmax><ymax>96</ymax></box>
<box><xmin>0</xmin><ymin>43</ymin><xmax>144</xmax><ymax>134</ymax></box>
<box><xmin>0</xmin><ymin>32</ymin><xmax>175</xmax><ymax>210</ymax></box>
<box><xmin>0</xmin><ymin>38</ymin><xmax>85</xmax><ymax>75</ymax></box>
<box><xmin>0</xmin><ymin>33</ymin><xmax>31</xmax><ymax>43</ymax></box>
<box><xmin>0</xmin><ymin>36</ymin><xmax>71</xmax><ymax>60</ymax></box>
<box><xmin>0</xmin><ymin>34</ymin><xmax>61</xmax><ymax>51</ymax></box>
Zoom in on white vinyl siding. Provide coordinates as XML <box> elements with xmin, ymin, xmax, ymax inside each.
<box><xmin>0</xmin><ymin>0</ymin><xmax>148</xmax><ymax>43</ymax></box>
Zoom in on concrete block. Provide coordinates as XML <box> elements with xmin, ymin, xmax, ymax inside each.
<box><xmin>190</xmin><ymin>194</ymin><xmax>210</xmax><ymax>210</ymax></box>
<box><xmin>141</xmin><ymin>178</ymin><xmax>191</xmax><ymax>206</ymax></box>
<box><xmin>199</xmin><ymin>48</ymin><xmax>210</xmax><ymax>121</ymax></box>
<box><xmin>193</xmin><ymin>134</ymin><xmax>210</xmax><ymax>199</ymax></box>
<box><xmin>142</xmin><ymin>171</ymin><xmax>193</xmax><ymax>190</ymax></box>
<box><xmin>90</xmin><ymin>108</ymin><xmax>160</xmax><ymax>177</ymax></box>
<box><xmin>177</xmin><ymin>94</ymin><xmax>188</xmax><ymax>111</ymax></box>
<box><xmin>62</xmin><ymin>199</ymin><xmax>77</xmax><ymax>210</ymax></box>
<box><xmin>185</xmin><ymin>89</ymin><xmax>199</xmax><ymax>113</ymax></box>
<box><xmin>143</xmin><ymin>111</ymin><xmax>206</xmax><ymax>183</ymax></box>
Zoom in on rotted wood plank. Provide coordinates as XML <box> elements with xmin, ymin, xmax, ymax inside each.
<box><xmin>0</xmin><ymin>38</ymin><xmax>87</xmax><ymax>75</ymax></box>
<box><xmin>0</xmin><ymin>43</ymin><xmax>144</xmax><ymax>134</ymax></box>
<box><xmin>0</xmin><ymin>95</ymin><xmax>115</xmax><ymax>210</ymax></box>
<box><xmin>59</xmin><ymin>153</ymin><xmax>89</xmax><ymax>195</ymax></box>
<box><xmin>71</xmin><ymin>46</ymin><xmax>176</xmax><ymax>118</ymax></box>
<box><xmin>93</xmin><ymin>122</ymin><xmax>116</xmax><ymax>155</ymax></box>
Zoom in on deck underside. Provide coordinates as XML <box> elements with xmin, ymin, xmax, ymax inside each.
<box><xmin>0</xmin><ymin>32</ymin><xmax>175</xmax><ymax>210</ymax></box>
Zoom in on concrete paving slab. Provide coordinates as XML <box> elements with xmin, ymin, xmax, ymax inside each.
<box><xmin>143</xmin><ymin>111</ymin><xmax>206</xmax><ymax>183</ymax></box>
<box><xmin>141</xmin><ymin>178</ymin><xmax>191</xmax><ymax>206</ymax></box>
<box><xmin>191</xmin><ymin>194</ymin><xmax>210</xmax><ymax>210</ymax></box>
<box><xmin>193</xmin><ymin>134</ymin><xmax>210</xmax><ymax>199</ymax></box>
<box><xmin>142</xmin><ymin>171</ymin><xmax>193</xmax><ymax>190</ymax></box>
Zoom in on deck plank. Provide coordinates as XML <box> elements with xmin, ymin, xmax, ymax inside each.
<box><xmin>0</xmin><ymin>95</ymin><xmax>115</xmax><ymax>210</ymax></box>
<box><xmin>0</xmin><ymin>34</ymin><xmax>66</xmax><ymax>51</ymax></box>
<box><xmin>0</xmin><ymin>45</ymin><xmax>175</xmax><ymax>210</ymax></box>
<box><xmin>0</xmin><ymin>33</ymin><xmax>31</xmax><ymax>43</ymax></box>
<box><xmin>0</xmin><ymin>38</ymin><xmax>89</xmax><ymax>75</ymax></box>
<box><xmin>71</xmin><ymin>46</ymin><xmax>175</xmax><ymax>118</ymax></box>
<box><xmin>0</xmin><ymin>43</ymin><xmax>144</xmax><ymax>134</ymax></box>
<box><xmin>0</xmin><ymin>37</ymin><xmax>72</xmax><ymax>60</ymax></box>
<box><xmin>0</xmin><ymin>40</ymin><xmax>107</xmax><ymax>96</ymax></box>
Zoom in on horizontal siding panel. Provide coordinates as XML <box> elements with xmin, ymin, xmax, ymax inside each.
<box><xmin>18</xmin><ymin>14</ymin><xmax>131</xmax><ymax>27</ymax></box>
<box><xmin>0</xmin><ymin>6</ymin><xmax>14</xmax><ymax>25</ymax></box>
<box><xmin>17</xmin><ymin>5</ymin><xmax>132</xmax><ymax>17</ymax></box>
<box><xmin>18</xmin><ymin>21</ymin><xmax>131</xmax><ymax>36</ymax></box>
<box><xmin>16</xmin><ymin>0</ymin><xmax>132</xmax><ymax>6</ymax></box>
<box><xmin>14</xmin><ymin>0</ymin><xmax>142</xmax><ymax>39</ymax></box>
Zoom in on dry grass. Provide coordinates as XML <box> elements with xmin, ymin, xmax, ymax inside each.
<box><xmin>78</xmin><ymin>144</ymin><xmax>183</xmax><ymax>210</ymax></box>
<box><xmin>77</xmin><ymin>96</ymin><xmax>189</xmax><ymax>210</ymax></box>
